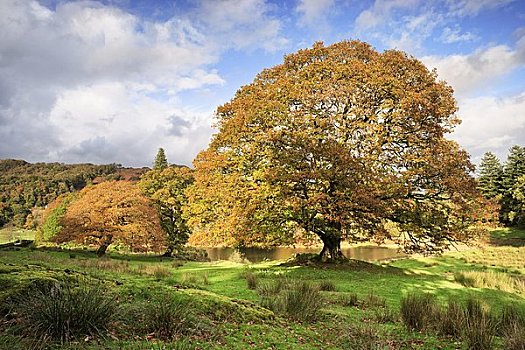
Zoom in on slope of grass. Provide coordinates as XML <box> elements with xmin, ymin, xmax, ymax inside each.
<box><xmin>0</xmin><ymin>230</ymin><xmax>524</xmax><ymax>349</ymax></box>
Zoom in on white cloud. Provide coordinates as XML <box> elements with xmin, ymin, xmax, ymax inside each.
<box><xmin>48</xmin><ymin>82</ymin><xmax>215</xmax><ymax>166</ymax></box>
<box><xmin>296</xmin><ymin>0</ymin><xmax>335</xmax><ymax>29</ymax></box>
<box><xmin>451</xmin><ymin>92</ymin><xmax>525</xmax><ymax>164</ymax></box>
<box><xmin>353</xmin><ymin>1</ymin><xmax>443</xmax><ymax>54</ymax></box>
<box><xmin>193</xmin><ymin>0</ymin><xmax>288</xmax><ymax>52</ymax></box>
<box><xmin>440</xmin><ymin>26</ymin><xmax>478</xmax><ymax>43</ymax></box>
<box><xmin>354</xmin><ymin>0</ymin><xmax>419</xmax><ymax>31</ymax></box>
<box><xmin>447</xmin><ymin>0</ymin><xmax>515</xmax><ymax>17</ymax></box>
<box><xmin>0</xmin><ymin>0</ymin><xmax>285</xmax><ymax>166</ymax></box>
<box><xmin>422</xmin><ymin>36</ymin><xmax>525</xmax><ymax>96</ymax></box>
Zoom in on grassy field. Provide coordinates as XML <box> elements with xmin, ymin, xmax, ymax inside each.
<box><xmin>0</xmin><ymin>227</ymin><xmax>36</xmax><ymax>244</ymax></box>
<box><xmin>0</xmin><ymin>228</ymin><xmax>524</xmax><ymax>349</ymax></box>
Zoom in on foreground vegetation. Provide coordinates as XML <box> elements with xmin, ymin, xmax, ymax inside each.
<box><xmin>0</xmin><ymin>228</ymin><xmax>523</xmax><ymax>349</ymax></box>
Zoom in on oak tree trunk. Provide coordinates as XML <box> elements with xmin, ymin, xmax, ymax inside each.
<box><xmin>96</xmin><ymin>234</ymin><xmax>113</xmax><ymax>257</ymax></box>
<box><xmin>318</xmin><ymin>234</ymin><xmax>347</xmax><ymax>262</ymax></box>
<box><xmin>162</xmin><ymin>245</ymin><xmax>174</xmax><ymax>257</ymax></box>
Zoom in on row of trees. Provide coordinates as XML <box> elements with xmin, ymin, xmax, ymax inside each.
<box><xmin>37</xmin><ymin>41</ymin><xmax>500</xmax><ymax>260</ymax></box>
<box><xmin>38</xmin><ymin>149</ymin><xmax>193</xmax><ymax>256</ymax></box>
<box><xmin>478</xmin><ymin>146</ymin><xmax>525</xmax><ymax>227</ymax></box>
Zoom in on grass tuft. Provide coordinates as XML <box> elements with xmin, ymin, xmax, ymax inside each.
<box><xmin>341</xmin><ymin>324</ymin><xmax>389</xmax><ymax>350</ymax></box>
<box><xmin>245</xmin><ymin>272</ymin><xmax>258</xmax><ymax>290</ymax></box>
<box><xmin>152</xmin><ymin>266</ymin><xmax>171</xmax><ymax>279</ymax></box>
<box><xmin>258</xmin><ymin>279</ymin><xmax>323</xmax><ymax>321</ymax></box>
<box><xmin>318</xmin><ymin>280</ymin><xmax>337</xmax><ymax>291</ymax></box>
<box><xmin>145</xmin><ymin>296</ymin><xmax>187</xmax><ymax>340</ymax></box>
<box><xmin>339</xmin><ymin>292</ymin><xmax>359</xmax><ymax>307</ymax></box>
<box><xmin>435</xmin><ymin>299</ymin><xmax>465</xmax><ymax>339</ymax></box>
<box><xmin>363</xmin><ymin>290</ymin><xmax>386</xmax><ymax>308</ymax></box>
<box><xmin>400</xmin><ymin>293</ymin><xmax>436</xmax><ymax>331</ymax></box>
<box><xmin>12</xmin><ymin>278</ymin><xmax>116</xmax><ymax>343</ymax></box>
<box><xmin>463</xmin><ymin>298</ymin><xmax>495</xmax><ymax>350</ymax></box>
<box><xmin>454</xmin><ymin>270</ymin><xmax>525</xmax><ymax>294</ymax></box>
<box><xmin>373</xmin><ymin>306</ymin><xmax>398</xmax><ymax>324</ymax></box>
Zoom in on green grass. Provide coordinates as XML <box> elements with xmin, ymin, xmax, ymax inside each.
<box><xmin>0</xmin><ymin>227</ymin><xmax>36</xmax><ymax>244</ymax></box>
<box><xmin>0</xmin><ymin>231</ymin><xmax>524</xmax><ymax>349</ymax></box>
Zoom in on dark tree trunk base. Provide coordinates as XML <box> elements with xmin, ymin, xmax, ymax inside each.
<box><xmin>162</xmin><ymin>246</ymin><xmax>174</xmax><ymax>257</ymax></box>
<box><xmin>318</xmin><ymin>235</ymin><xmax>347</xmax><ymax>263</ymax></box>
<box><xmin>96</xmin><ymin>235</ymin><xmax>113</xmax><ymax>257</ymax></box>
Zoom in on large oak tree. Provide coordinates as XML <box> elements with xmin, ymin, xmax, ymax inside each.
<box><xmin>186</xmin><ymin>41</ymin><xmax>482</xmax><ymax>261</ymax></box>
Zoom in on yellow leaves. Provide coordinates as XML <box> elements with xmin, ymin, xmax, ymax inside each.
<box><xmin>186</xmin><ymin>39</ymin><xmax>479</xmax><ymax>252</ymax></box>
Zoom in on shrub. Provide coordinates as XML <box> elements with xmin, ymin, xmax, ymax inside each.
<box><xmin>400</xmin><ymin>293</ymin><xmax>437</xmax><ymax>331</ymax></box>
<box><xmin>245</xmin><ymin>272</ymin><xmax>258</xmax><ymax>290</ymax></box>
<box><xmin>38</xmin><ymin>193</ymin><xmax>76</xmax><ymax>242</ymax></box>
<box><xmin>463</xmin><ymin>298</ymin><xmax>495</xmax><ymax>350</ymax></box>
<box><xmin>13</xmin><ymin>279</ymin><xmax>116</xmax><ymax>342</ymax></box>
<box><xmin>318</xmin><ymin>280</ymin><xmax>336</xmax><ymax>291</ymax></box>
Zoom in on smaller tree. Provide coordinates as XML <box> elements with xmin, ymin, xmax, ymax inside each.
<box><xmin>154</xmin><ymin>148</ymin><xmax>169</xmax><ymax>170</ymax></box>
<box><xmin>52</xmin><ymin>181</ymin><xmax>165</xmax><ymax>256</ymax></box>
<box><xmin>501</xmin><ymin>146</ymin><xmax>525</xmax><ymax>225</ymax></box>
<box><xmin>477</xmin><ymin>152</ymin><xmax>503</xmax><ymax>199</ymax></box>
<box><xmin>37</xmin><ymin>193</ymin><xmax>77</xmax><ymax>242</ymax></box>
<box><xmin>510</xmin><ymin>175</ymin><xmax>525</xmax><ymax>227</ymax></box>
<box><xmin>139</xmin><ymin>167</ymin><xmax>194</xmax><ymax>256</ymax></box>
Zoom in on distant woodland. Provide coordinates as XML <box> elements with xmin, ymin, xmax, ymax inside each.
<box><xmin>0</xmin><ymin>159</ymin><xmax>148</xmax><ymax>228</ymax></box>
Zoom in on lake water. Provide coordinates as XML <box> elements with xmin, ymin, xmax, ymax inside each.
<box><xmin>205</xmin><ymin>245</ymin><xmax>405</xmax><ymax>263</ymax></box>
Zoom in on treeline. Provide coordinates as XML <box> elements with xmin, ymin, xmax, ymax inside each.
<box><xmin>35</xmin><ymin>149</ymin><xmax>193</xmax><ymax>257</ymax></box>
<box><xmin>477</xmin><ymin>145</ymin><xmax>525</xmax><ymax>227</ymax></box>
<box><xmin>0</xmin><ymin>159</ymin><xmax>122</xmax><ymax>228</ymax></box>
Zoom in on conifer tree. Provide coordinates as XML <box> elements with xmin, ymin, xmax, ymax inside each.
<box><xmin>511</xmin><ymin>175</ymin><xmax>525</xmax><ymax>227</ymax></box>
<box><xmin>477</xmin><ymin>152</ymin><xmax>503</xmax><ymax>199</ymax></box>
<box><xmin>501</xmin><ymin>146</ymin><xmax>525</xmax><ymax>225</ymax></box>
<box><xmin>154</xmin><ymin>148</ymin><xmax>168</xmax><ymax>170</ymax></box>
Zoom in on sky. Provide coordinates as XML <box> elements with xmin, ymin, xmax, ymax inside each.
<box><xmin>0</xmin><ymin>0</ymin><xmax>524</xmax><ymax>168</ymax></box>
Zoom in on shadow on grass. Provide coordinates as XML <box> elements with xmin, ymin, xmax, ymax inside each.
<box><xmin>489</xmin><ymin>227</ymin><xmax>525</xmax><ymax>247</ymax></box>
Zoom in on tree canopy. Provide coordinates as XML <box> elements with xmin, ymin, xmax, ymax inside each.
<box><xmin>139</xmin><ymin>166</ymin><xmax>194</xmax><ymax>256</ymax></box>
<box><xmin>186</xmin><ymin>40</ymin><xmax>482</xmax><ymax>261</ymax></box>
<box><xmin>51</xmin><ymin>181</ymin><xmax>165</xmax><ymax>255</ymax></box>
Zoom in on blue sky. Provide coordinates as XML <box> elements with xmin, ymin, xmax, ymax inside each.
<box><xmin>1</xmin><ymin>0</ymin><xmax>524</xmax><ymax>167</ymax></box>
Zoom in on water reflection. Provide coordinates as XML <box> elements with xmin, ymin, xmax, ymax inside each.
<box><xmin>205</xmin><ymin>245</ymin><xmax>405</xmax><ymax>263</ymax></box>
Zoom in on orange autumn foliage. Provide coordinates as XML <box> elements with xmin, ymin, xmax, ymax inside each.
<box><xmin>53</xmin><ymin>181</ymin><xmax>165</xmax><ymax>254</ymax></box>
<box><xmin>186</xmin><ymin>40</ymin><xmax>487</xmax><ymax>260</ymax></box>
